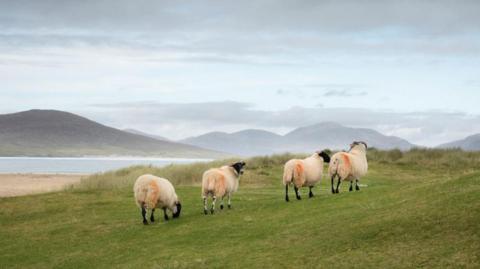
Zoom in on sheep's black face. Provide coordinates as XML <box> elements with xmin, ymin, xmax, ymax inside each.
<box><xmin>350</xmin><ymin>141</ymin><xmax>368</xmax><ymax>151</ymax></box>
<box><xmin>173</xmin><ymin>202</ymin><xmax>182</xmax><ymax>218</ymax></box>
<box><xmin>232</xmin><ymin>161</ymin><xmax>246</xmax><ymax>176</ymax></box>
<box><xmin>318</xmin><ymin>151</ymin><xmax>331</xmax><ymax>163</ymax></box>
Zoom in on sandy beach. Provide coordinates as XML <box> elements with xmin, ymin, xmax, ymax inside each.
<box><xmin>0</xmin><ymin>173</ymin><xmax>86</xmax><ymax>197</ymax></box>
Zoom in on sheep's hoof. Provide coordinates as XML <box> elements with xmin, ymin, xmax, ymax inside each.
<box><xmin>204</xmin><ymin>209</ymin><xmax>208</xmax><ymax>215</ymax></box>
<box><xmin>336</xmin><ymin>189</ymin><xmax>340</xmax><ymax>194</ymax></box>
<box><xmin>143</xmin><ymin>220</ymin><xmax>148</xmax><ymax>225</ymax></box>
<box><xmin>309</xmin><ymin>193</ymin><xmax>314</xmax><ymax>198</ymax></box>
<box><xmin>220</xmin><ymin>204</ymin><xmax>224</xmax><ymax>210</ymax></box>
<box><xmin>228</xmin><ymin>204</ymin><xmax>231</xmax><ymax>209</ymax></box>
<box><xmin>164</xmin><ymin>216</ymin><xmax>169</xmax><ymax>221</ymax></box>
<box><xmin>285</xmin><ymin>196</ymin><xmax>290</xmax><ymax>202</ymax></box>
<box><xmin>296</xmin><ymin>196</ymin><xmax>301</xmax><ymax>200</ymax></box>
<box><xmin>356</xmin><ymin>186</ymin><xmax>360</xmax><ymax>191</ymax></box>
<box><xmin>150</xmin><ymin>218</ymin><xmax>155</xmax><ymax>222</ymax></box>
<box><xmin>349</xmin><ymin>187</ymin><xmax>353</xmax><ymax>192</ymax></box>
<box><xmin>210</xmin><ymin>209</ymin><xmax>215</xmax><ymax>215</ymax></box>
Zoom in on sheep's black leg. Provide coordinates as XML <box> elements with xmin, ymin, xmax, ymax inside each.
<box><xmin>203</xmin><ymin>196</ymin><xmax>208</xmax><ymax>215</ymax></box>
<box><xmin>150</xmin><ymin>209</ymin><xmax>155</xmax><ymax>222</ymax></box>
<box><xmin>163</xmin><ymin>208</ymin><xmax>169</xmax><ymax>221</ymax></box>
<box><xmin>141</xmin><ymin>207</ymin><xmax>148</xmax><ymax>225</ymax></box>
<box><xmin>309</xmin><ymin>186</ymin><xmax>314</xmax><ymax>198</ymax></box>
<box><xmin>285</xmin><ymin>184</ymin><xmax>290</xmax><ymax>202</ymax></box>
<box><xmin>227</xmin><ymin>193</ymin><xmax>232</xmax><ymax>209</ymax></box>
<box><xmin>220</xmin><ymin>197</ymin><xmax>224</xmax><ymax>210</ymax></box>
<box><xmin>294</xmin><ymin>186</ymin><xmax>301</xmax><ymax>200</ymax></box>
<box><xmin>336</xmin><ymin>178</ymin><xmax>341</xmax><ymax>193</ymax></box>
<box><xmin>355</xmin><ymin>179</ymin><xmax>360</xmax><ymax>191</ymax></box>
<box><xmin>331</xmin><ymin>175</ymin><xmax>336</xmax><ymax>194</ymax></box>
<box><xmin>349</xmin><ymin>181</ymin><xmax>353</xmax><ymax>192</ymax></box>
<box><xmin>211</xmin><ymin>196</ymin><xmax>216</xmax><ymax>214</ymax></box>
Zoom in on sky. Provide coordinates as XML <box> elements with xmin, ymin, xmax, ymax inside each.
<box><xmin>1</xmin><ymin>0</ymin><xmax>479</xmax><ymax>146</ymax></box>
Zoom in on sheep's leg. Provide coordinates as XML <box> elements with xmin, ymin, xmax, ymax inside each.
<box><xmin>211</xmin><ymin>196</ymin><xmax>216</xmax><ymax>214</ymax></box>
<box><xmin>150</xmin><ymin>209</ymin><xmax>155</xmax><ymax>222</ymax></box>
<box><xmin>203</xmin><ymin>196</ymin><xmax>208</xmax><ymax>215</ymax></box>
<box><xmin>220</xmin><ymin>196</ymin><xmax>224</xmax><ymax>210</ymax></box>
<box><xmin>285</xmin><ymin>184</ymin><xmax>289</xmax><ymax>202</ymax></box>
<box><xmin>294</xmin><ymin>186</ymin><xmax>301</xmax><ymax>200</ymax></box>
<box><xmin>349</xmin><ymin>181</ymin><xmax>353</xmax><ymax>192</ymax></box>
<box><xmin>331</xmin><ymin>175</ymin><xmax>336</xmax><ymax>194</ymax></box>
<box><xmin>308</xmin><ymin>186</ymin><xmax>314</xmax><ymax>198</ymax></box>
<box><xmin>141</xmin><ymin>206</ymin><xmax>148</xmax><ymax>225</ymax></box>
<box><xmin>335</xmin><ymin>178</ymin><xmax>341</xmax><ymax>193</ymax></box>
<box><xmin>355</xmin><ymin>179</ymin><xmax>360</xmax><ymax>191</ymax></box>
<box><xmin>163</xmin><ymin>208</ymin><xmax>169</xmax><ymax>221</ymax></box>
<box><xmin>227</xmin><ymin>193</ymin><xmax>232</xmax><ymax>209</ymax></box>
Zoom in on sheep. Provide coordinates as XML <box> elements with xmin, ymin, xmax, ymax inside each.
<box><xmin>328</xmin><ymin>141</ymin><xmax>368</xmax><ymax>194</ymax></box>
<box><xmin>133</xmin><ymin>174</ymin><xmax>182</xmax><ymax>225</ymax></box>
<box><xmin>283</xmin><ymin>151</ymin><xmax>331</xmax><ymax>202</ymax></box>
<box><xmin>201</xmin><ymin>161</ymin><xmax>246</xmax><ymax>215</ymax></box>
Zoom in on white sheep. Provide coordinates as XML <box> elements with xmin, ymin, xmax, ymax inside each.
<box><xmin>283</xmin><ymin>151</ymin><xmax>331</xmax><ymax>201</ymax></box>
<box><xmin>133</xmin><ymin>174</ymin><xmax>182</xmax><ymax>225</ymax></box>
<box><xmin>328</xmin><ymin>141</ymin><xmax>368</xmax><ymax>194</ymax></box>
<box><xmin>201</xmin><ymin>161</ymin><xmax>246</xmax><ymax>214</ymax></box>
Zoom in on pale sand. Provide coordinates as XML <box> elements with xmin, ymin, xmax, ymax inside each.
<box><xmin>0</xmin><ymin>173</ymin><xmax>87</xmax><ymax>197</ymax></box>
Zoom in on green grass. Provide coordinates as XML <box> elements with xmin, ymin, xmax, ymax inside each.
<box><xmin>1</xmin><ymin>150</ymin><xmax>480</xmax><ymax>268</ymax></box>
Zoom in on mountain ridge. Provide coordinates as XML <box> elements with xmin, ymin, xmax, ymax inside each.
<box><xmin>0</xmin><ymin>109</ymin><xmax>225</xmax><ymax>158</ymax></box>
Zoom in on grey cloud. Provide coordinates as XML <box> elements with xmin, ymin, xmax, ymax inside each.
<box><xmin>323</xmin><ymin>90</ymin><xmax>367</xmax><ymax>97</ymax></box>
<box><xmin>1</xmin><ymin>1</ymin><xmax>479</xmax><ymax>62</ymax></box>
<box><xmin>84</xmin><ymin>101</ymin><xmax>480</xmax><ymax>146</ymax></box>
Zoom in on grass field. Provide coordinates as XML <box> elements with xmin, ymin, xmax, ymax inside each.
<box><xmin>1</xmin><ymin>149</ymin><xmax>479</xmax><ymax>268</ymax></box>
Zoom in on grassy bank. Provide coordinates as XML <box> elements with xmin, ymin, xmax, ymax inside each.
<box><xmin>1</xmin><ymin>149</ymin><xmax>479</xmax><ymax>268</ymax></box>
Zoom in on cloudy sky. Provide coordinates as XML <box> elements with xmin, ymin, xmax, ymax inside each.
<box><xmin>1</xmin><ymin>0</ymin><xmax>479</xmax><ymax>146</ymax></box>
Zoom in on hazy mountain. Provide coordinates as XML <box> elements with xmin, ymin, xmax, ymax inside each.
<box><xmin>124</xmin><ymin>128</ymin><xmax>169</xmax><ymax>141</ymax></box>
<box><xmin>283</xmin><ymin>122</ymin><xmax>414</xmax><ymax>152</ymax></box>
<box><xmin>181</xmin><ymin>122</ymin><xmax>415</xmax><ymax>156</ymax></box>
<box><xmin>0</xmin><ymin>110</ymin><xmax>225</xmax><ymax>158</ymax></box>
<box><xmin>437</xmin><ymin>134</ymin><xmax>480</xmax><ymax>151</ymax></box>
<box><xmin>181</xmin><ymin>129</ymin><xmax>283</xmax><ymax>156</ymax></box>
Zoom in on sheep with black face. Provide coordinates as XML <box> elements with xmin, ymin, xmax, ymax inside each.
<box><xmin>201</xmin><ymin>161</ymin><xmax>246</xmax><ymax>214</ymax></box>
<box><xmin>134</xmin><ymin>174</ymin><xmax>182</xmax><ymax>225</ymax></box>
<box><xmin>328</xmin><ymin>141</ymin><xmax>368</xmax><ymax>194</ymax></box>
<box><xmin>283</xmin><ymin>151</ymin><xmax>331</xmax><ymax>201</ymax></box>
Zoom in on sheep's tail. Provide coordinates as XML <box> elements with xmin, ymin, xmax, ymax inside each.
<box><xmin>202</xmin><ymin>171</ymin><xmax>217</xmax><ymax>197</ymax></box>
<box><xmin>328</xmin><ymin>155</ymin><xmax>341</xmax><ymax>178</ymax></box>
<box><xmin>283</xmin><ymin>164</ymin><xmax>294</xmax><ymax>185</ymax></box>
<box><xmin>134</xmin><ymin>184</ymin><xmax>149</xmax><ymax>208</ymax></box>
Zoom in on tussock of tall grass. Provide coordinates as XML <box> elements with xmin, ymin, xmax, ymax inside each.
<box><xmin>368</xmin><ymin>148</ymin><xmax>480</xmax><ymax>169</ymax></box>
<box><xmin>73</xmin><ymin>149</ymin><xmax>480</xmax><ymax>191</ymax></box>
<box><xmin>73</xmin><ymin>153</ymin><xmax>307</xmax><ymax>191</ymax></box>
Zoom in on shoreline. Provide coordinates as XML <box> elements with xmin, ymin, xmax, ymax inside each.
<box><xmin>0</xmin><ymin>173</ymin><xmax>88</xmax><ymax>198</ymax></box>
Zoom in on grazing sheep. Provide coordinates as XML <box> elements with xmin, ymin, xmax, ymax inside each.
<box><xmin>328</xmin><ymin>141</ymin><xmax>368</xmax><ymax>194</ymax></box>
<box><xmin>202</xmin><ymin>161</ymin><xmax>246</xmax><ymax>215</ymax></box>
<box><xmin>134</xmin><ymin>174</ymin><xmax>182</xmax><ymax>225</ymax></box>
<box><xmin>283</xmin><ymin>151</ymin><xmax>331</xmax><ymax>202</ymax></box>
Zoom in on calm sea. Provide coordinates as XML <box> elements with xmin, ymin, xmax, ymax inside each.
<box><xmin>0</xmin><ymin>157</ymin><xmax>211</xmax><ymax>174</ymax></box>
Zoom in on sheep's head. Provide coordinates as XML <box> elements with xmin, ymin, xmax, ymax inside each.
<box><xmin>349</xmin><ymin>141</ymin><xmax>368</xmax><ymax>152</ymax></box>
<box><xmin>172</xmin><ymin>201</ymin><xmax>182</xmax><ymax>218</ymax></box>
<box><xmin>231</xmin><ymin>161</ymin><xmax>246</xmax><ymax>176</ymax></box>
<box><xmin>316</xmin><ymin>150</ymin><xmax>331</xmax><ymax>163</ymax></box>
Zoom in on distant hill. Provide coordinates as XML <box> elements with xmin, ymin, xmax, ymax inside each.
<box><xmin>124</xmin><ymin>128</ymin><xmax>169</xmax><ymax>141</ymax></box>
<box><xmin>181</xmin><ymin>129</ymin><xmax>284</xmax><ymax>156</ymax></box>
<box><xmin>181</xmin><ymin>122</ymin><xmax>415</xmax><ymax>156</ymax></box>
<box><xmin>437</xmin><ymin>134</ymin><xmax>480</xmax><ymax>151</ymax></box>
<box><xmin>0</xmin><ymin>110</ymin><xmax>225</xmax><ymax>158</ymax></box>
